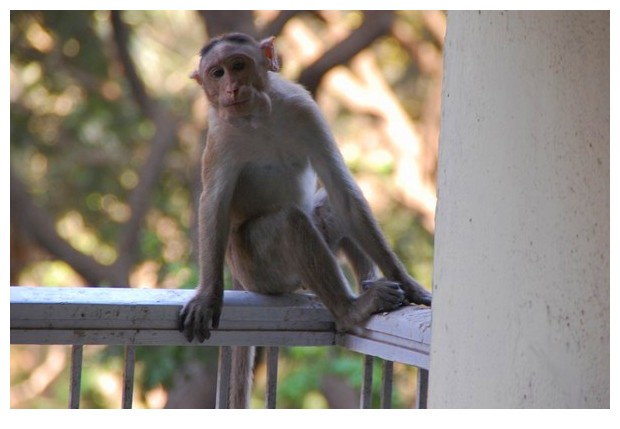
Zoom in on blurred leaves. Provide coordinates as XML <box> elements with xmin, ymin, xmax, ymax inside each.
<box><xmin>10</xmin><ymin>10</ymin><xmax>444</xmax><ymax>408</ymax></box>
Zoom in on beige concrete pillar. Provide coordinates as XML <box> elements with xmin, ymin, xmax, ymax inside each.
<box><xmin>429</xmin><ymin>11</ymin><xmax>609</xmax><ymax>408</ymax></box>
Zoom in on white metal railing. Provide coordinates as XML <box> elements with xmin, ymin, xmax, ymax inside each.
<box><xmin>10</xmin><ymin>286</ymin><xmax>431</xmax><ymax>409</ymax></box>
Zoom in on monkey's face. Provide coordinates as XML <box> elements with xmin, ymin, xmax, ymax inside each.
<box><xmin>199</xmin><ymin>45</ymin><xmax>270</xmax><ymax>119</ymax></box>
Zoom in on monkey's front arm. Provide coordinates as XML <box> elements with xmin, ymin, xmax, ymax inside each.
<box><xmin>179</xmin><ymin>156</ymin><xmax>237</xmax><ymax>342</ymax></box>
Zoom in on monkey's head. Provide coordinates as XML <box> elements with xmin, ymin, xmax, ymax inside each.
<box><xmin>191</xmin><ymin>33</ymin><xmax>279</xmax><ymax>120</ymax></box>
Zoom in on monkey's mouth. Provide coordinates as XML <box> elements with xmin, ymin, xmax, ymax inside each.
<box><xmin>224</xmin><ymin>99</ymin><xmax>250</xmax><ymax>108</ymax></box>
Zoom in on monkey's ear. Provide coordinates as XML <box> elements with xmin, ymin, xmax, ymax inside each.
<box><xmin>190</xmin><ymin>69</ymin><xmax>203</xmax><ymax>85</ymax></box>
<box><xmin>260</xmin><ymin>36</ymin><xmax>280</xmax><ymax>72</ymax></box>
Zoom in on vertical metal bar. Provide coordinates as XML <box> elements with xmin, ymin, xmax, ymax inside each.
<box><xmin>68</xmin><ymin>345</ymin><xmax>83</xmax><ymax>409</ymax></box>
<box><xmin>380</xmin><ymin>360</ymin><xmax>394</xmax><ymax>409</ymax></box>
<box><xmin>416</xmin><ymin>368</ymin><xmax>429</xmax><ymax>409</ymax></box>
<box><xmin>360</xmin><ymin>354</ymin><xmax>374</xmax><ymax>408</ymax></box>
<box><xmin>216</xmin><ymin>346</ymin><xmax>232</xmax><ymax>409</ymax></box>
<box><xmin>265</xmin><ymin>346</ymin><xmax>279</xmax><ymax>409</ymax></box>
<box><xmin>122</xmin><ymin>345</ymin><xmax>136</xmax><ymax>409</ymax></box>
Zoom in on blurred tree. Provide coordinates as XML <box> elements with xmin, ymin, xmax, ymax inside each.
<box><xmin>10</xmin><ymin>10</ymin><xmax>444</xmax><ymax>408</ymax></box>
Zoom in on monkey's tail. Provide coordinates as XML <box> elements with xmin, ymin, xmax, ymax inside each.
<box><xmin>229</xmin><ymin>345</ymin><xmax>255</xmax><ymax>408</ymax></box>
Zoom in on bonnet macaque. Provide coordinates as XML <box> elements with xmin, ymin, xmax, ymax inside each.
<box><xmin>179</xmin><ymin>32</ymin><xmax>431</xmax><ymax>407</ymax></box>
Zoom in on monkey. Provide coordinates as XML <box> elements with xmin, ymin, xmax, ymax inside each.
<box><xmin>178</xmin><ymin>32</ymin><xmax>432</xmax><ymax>408</ymax></box>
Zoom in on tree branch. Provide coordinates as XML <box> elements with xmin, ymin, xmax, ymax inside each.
<box><xmin>298</xmin><ymin>10</ymin><xmax>395</xmax><ymax>96</ymax></box>
<box><xmin>422</xmin><ymin>10</ymin><xmax>446</xmax><ymax>48</ymax></box>
<box><xmin>110</xmin><ymin>11</ymin><xmax>154</xmax><ymax>119</ymax></box>
<box><xmin>115</xmin><ymin>113</ymin><xmax>179</xmax><ymax>278</ymax></box>
<box><xmin>109</xmin><ymin>11</ymin><xmax>181</xmax><ymax>281</ymax></box>
<box><xmin>197</xmin><ymin>10</ymin><xmax>257</xmax><ymax>37</ymax></box>
<box><xmin>10</xmin><ymin>170</ymin><xmax>115</xmax><ymax>286</ymax></box>
<box><xmin>258</xmin><ymin>10</ymin><xmax>299</xmax><ymax>39</ymax></box>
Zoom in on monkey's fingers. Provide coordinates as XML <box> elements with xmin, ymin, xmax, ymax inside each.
<box><xmin>392</xmin><ymin>287</ymin><xmax>407</xmax><ymax>306</ymax></box>
<box><xmin>178</xmin><ymin>306</ymin><xmax>190</xmax><ymax>333</ymax></box>
<box><xmin>390</xmin><ymin>283</ymin><xmax>411</xmax><ymax>306</ymax></box>
<box><xmin>406</xmin><ymin>287</ymin><xmax>432</xmax><ymax>307</ymax></box>
<box><xmin>370</xmin><ymin>282</ymin><xmax>406</xmax><ymax>313</ymax></box>
<box><xmin>178</xmin><ymin>307</ymin><xmax>196</xmax><ymax>342</ymax></box>
<box><xmin>193</xmin><ymin>308</ymin><xmax>213</xmax><ymax>343</ymax></box>
<box><xmin>415</xmin><ymin>290</ymin><xmax>432</xmax><ymax>307</ymax></box>
<box><xmin>194</xmin><ymin>326</ymin><xmax>210</xmax><ymax>343</ymax></box>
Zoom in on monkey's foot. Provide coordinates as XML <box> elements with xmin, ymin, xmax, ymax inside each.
<box><xmin>338</xmin><ymin>280</ymin><xmax>405</xmax><ymax>330</ymax></box>
<box><xmin>400</xmin><ymin>276</ymin><xmax>432</xmax><ymax>307</ymax></box>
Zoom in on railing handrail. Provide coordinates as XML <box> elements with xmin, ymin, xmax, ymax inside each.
<box><xmin>10</xmin><ymin>286</ymin><xmax>431</xmax><ymax>369</ymax></box>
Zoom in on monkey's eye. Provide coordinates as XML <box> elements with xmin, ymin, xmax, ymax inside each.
<box><xmin>210</xmin><ymin>67</ymin><xmax>225</xmax><ymax>79</ymax></box>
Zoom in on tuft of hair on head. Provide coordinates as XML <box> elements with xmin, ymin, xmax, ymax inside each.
<box><xmin>199</xmin><ymin>32</ymin><xmax>258</xmax><ymax>59</ymax></box>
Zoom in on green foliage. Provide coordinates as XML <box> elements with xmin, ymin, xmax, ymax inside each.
<box><xmin>382</xmin><ymin>204</ymin><xmax>435</xmax><ymax>287</ymax></box>
<box><xmin>273</xmin><ymin>347</ymin><xmax>414</xmax><ymax>408</ymax></box>
<box><xmin>100</xmin><ymin>345</ymin><xmax>217</xmax><ymax>392</ymax></box>
<box><xmin>11</xmin><ymin>10</ymin><xmax>438</xmax><ymax>408</ymax></box>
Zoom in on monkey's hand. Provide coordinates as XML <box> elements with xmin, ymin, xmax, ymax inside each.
<box><xmin>400</xmin><ymin>276</ymin><xmax>432</xmax><ymax>307</ymax></box>
<box><xmin>178</xmin><ymin>291</ymin><xmax>223</xmax><ymax>342</ymax></box>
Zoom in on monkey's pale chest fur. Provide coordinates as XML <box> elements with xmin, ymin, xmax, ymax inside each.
<box><xmin>231</xmin><ymin>153</ymin><xmax>317</xmax><ymax>225</ymax></box>
<box><xmin>213</xmin><ymin>111</ymin><xmax>318</xmax><ymax>227</ymax></box>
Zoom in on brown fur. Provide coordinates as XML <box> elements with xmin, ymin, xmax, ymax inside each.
<box><xmin>179</xmin><ymin>33</ymin><xmax>431</xmax><ymax>408</ymax></box>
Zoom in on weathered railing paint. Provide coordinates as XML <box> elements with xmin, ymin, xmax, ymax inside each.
<box><xmin>10</xmin><ymin>286</ymin><xmax>431</xmax><ymax>409</ymax></box>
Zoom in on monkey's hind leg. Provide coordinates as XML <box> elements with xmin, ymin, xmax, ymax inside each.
<box><xmin>274</xmin><ymin>206</ymin><xmax>405</xmax><ymax>331</ymax></box>
<box><xmin>312</xmin><ymin>189</ymin><xmax>378</xmax><ymax>289</ymax></box>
